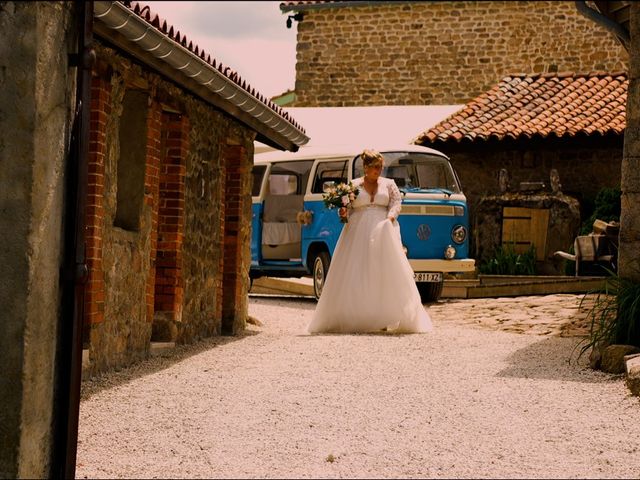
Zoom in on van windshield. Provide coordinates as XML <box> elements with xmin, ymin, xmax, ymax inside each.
<box><xmin>353</xmin><ymin>152</ymin><xmax>461</xmax><ymax>193</ymax></box>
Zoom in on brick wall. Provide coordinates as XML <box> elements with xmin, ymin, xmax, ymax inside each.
<box><xmin>292</xmin><ymin>1</ymin><xmax>628</xmax><ymax>106</ymax></box>
<box><xmin>84</xmin><ymin>76</ymin><xmax>110</xmax><ymax>338</ymax></box>
<box><xmin>144</xmin><ymin>100</ymin><xmax>162</xmax><ymax>325</ymax></box>
<box><xmin>153</xmin><ymin>113</ymin><xmax>188</xmax><ymax>340</ymax></box>
<box><xmin>221</xmin><ymin>142</ymin><xmax>253</xmax><ymax>335</ymax></box>
<box><xmin>87</xmin><ymin>68</ymin><xmax>156</xmax><ymax>372</ymax></box>
<box><xmin>84</xmin><ymin>43</ymin><xmax>256</xmax><ymax>374</ymax></box>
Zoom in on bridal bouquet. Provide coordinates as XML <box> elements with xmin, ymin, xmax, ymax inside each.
<box><xmin>322</xmin><ymin>181</ymin><xmax>359</xmax><ymax>223</ymax></box>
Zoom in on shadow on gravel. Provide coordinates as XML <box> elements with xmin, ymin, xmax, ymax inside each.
<box><xmin>496</xmin><ymin>336</ymin><xmax>619</xmax><ymax>384</ymax></box>
<box><xmin>80</xmin><ymin>329</ymin><xmax>260</xmax><ymax>401</ymax></box>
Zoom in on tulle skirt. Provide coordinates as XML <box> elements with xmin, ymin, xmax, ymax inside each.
<box><xmin>307</xmin><ymin>206</ymin><xmax>432</xmax><ymax>334</ymax></box>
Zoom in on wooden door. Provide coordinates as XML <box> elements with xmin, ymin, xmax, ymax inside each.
<box><xmin>501</xmin><ymin>207</ymin><xmax>549</xmax><ymax>261</ymax></box>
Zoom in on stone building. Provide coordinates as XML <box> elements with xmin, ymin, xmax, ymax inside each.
<box><xmin>414</xmin><ymin>71</ymin><xmax>626</xmax><ymax>266</ymax></box>
<box><xmin>279</xmin><ymin>0</ymin><xmax>628</xmax><ymax>272</ymax></box>
<box><xmin>280</xmin><ymin>1</ymin><xmax>627</xmax><ymax>106</ymax></box>
<box><xmin>83</xmin><ymin>1</ymin><xmax>309</xmax><ymax>375</ymax></box>
<box><xmin>0</xmin><ymin>2</ymin><xmax>307</xmax><ymax>476</ymax></box>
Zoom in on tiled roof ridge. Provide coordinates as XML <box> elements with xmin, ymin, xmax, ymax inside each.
<box><xmin>120</xmin><ymin>1</ymin><xmax>305</xmax><ymax>134</ymax></box>
<box><xmin>505</xmin><ymin>71</ymin><xmax>628</xmax><ymax>80</ymax></box>
<box><xmin>415</xmin><ymin>71</ymin><xmax>627</xmax><ymax>145</ymax></box>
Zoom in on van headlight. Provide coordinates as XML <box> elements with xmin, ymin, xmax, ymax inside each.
<box><xmin>444</xmin><ymin>245</ymin><xmax>456</xmax><ymax>259</ymax></box>
<box><xmin>451</xmin><ymin>225</ymin><xmax>467</xmax><ymax>244</ymax></box>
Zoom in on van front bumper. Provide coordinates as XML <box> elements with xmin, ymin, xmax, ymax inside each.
<box><xmin>409</xmin><ymin>258</ymin><xmax>476</xmax><ymax>273</ymax></box>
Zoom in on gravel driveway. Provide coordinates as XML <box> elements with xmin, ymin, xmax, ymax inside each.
<box><xmin>77</xmin><ymin>294</ymin><xmax>640</xmax><ymax>479</ymax></box>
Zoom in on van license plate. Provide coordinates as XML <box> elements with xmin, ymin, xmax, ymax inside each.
<box><xmin>414</xmin><ymin>272</ymin><xmax>442</xmax><ymax>282</ymax></box>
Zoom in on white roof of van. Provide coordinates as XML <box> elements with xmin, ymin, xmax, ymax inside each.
<box><xmin>254</xmin><ymin>105</ymin><xmax>462</xmax><ymax>154</ymax></box>
<box><xmin>254</xmin><ymin>143</ymin><xmax>449</xmax><ymax>164</ymax></box>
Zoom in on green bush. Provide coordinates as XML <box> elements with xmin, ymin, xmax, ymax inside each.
<box><xmin>479</xmin><ymin>243</ymin><xmax>537</xmax><ymax>275</ymax></box>
<box><xmin>580</xmin><ymin>187</ymin><xmax>621</xmax><ymax>235</ymax></box>
<box><xmin>559</xmin><ymin>187</ymin><xmax>620</xmax><ymax>276</ymax></box>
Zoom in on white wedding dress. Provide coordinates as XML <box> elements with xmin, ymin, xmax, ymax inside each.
<box><xmin>307</xmin><ymin>177</ymin><xmax>433</xmax><ymax>334</ymax></box>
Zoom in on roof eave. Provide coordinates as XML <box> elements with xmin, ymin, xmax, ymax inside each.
<box><xmin>94</xmin><ymin>1</ymin><xmax>309</xmax><ymax>152</ymax></box>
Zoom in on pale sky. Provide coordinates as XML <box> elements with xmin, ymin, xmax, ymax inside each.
<box><xmin>144</xmin><ymin>1</ymin><xmax>297</xmax><ymax>99</ymax></box>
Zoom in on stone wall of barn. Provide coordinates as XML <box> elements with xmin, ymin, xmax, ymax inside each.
<box><xmin>291</xmin><ymin>1</ymin><xmax>628</xmax><ymax>106</ymax></box>
<box><xmin>84</xmin><ymin>43</ymin><xmax>255</xmax><ymax>375</ymax></box>
<box><xmin>439</xmin><ymin>138</ymin><xmax>623</xmax><ymax>257</ymax></box>
<box><xmin>474</xmin><ymin>192</ymin><xmax>582</xmax><ymax>275</ymax></box>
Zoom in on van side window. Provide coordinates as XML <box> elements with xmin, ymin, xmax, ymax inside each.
<box><xmin>266</xmin><ymin>160</ymin><xmax>314</xmax><ymax>195</ymax></box>
<box><xmin>312</xmin><ymin>160</ymin><xmax>349</xmax><ymax>193</ymax></box>
<box><xmin>268</xmin><ymin>174</ymin><xmax>297</xmax><ymax>195</ymax></box>
<box><xmin>252</xmin><ymin>165</ymin><xmax>267</xmax><ymax>197</ymax></box>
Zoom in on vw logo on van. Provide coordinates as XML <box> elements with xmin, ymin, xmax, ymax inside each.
<box><xmin>416</xmin><ymin>223</ymin><xmax>431</xmax><ymax>241</ymax></box>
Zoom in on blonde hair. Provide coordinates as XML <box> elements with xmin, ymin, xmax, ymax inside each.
<box><xmin>361</xmin><ymin>149</ymin><xmax>384</xmax><ymax>168</ymax></box>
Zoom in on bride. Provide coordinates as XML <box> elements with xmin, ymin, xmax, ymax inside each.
<box><xmin>307</xmin><ymin>149</ymin><xmax>433</xmax><ymax>334</ymax></box>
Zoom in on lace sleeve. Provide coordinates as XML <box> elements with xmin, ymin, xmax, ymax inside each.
<box><xmin>387</xmin><ymin>178</ymin><xmax>402</xmax><ymax>219</ymax></box>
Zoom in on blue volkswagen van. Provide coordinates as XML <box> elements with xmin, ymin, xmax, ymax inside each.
<box><xmin>250</xmin><ymin>144</ymin><xmax>475</xmax><ymax>302</ymax></box>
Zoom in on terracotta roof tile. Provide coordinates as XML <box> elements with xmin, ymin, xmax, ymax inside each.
<box><xmin>118</xmin><ymin>1</ymin><xmax>305</xmax><ymax>134</ymax></box>
<box><xmin>415</xmin><ymin>72</ymin><xmax>627</xmax><ymax>145</ymax></box>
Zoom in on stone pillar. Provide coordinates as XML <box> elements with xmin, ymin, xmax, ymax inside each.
<box><xmin>620</xmin><ymin>2</ymin><xmax>640</xmax><ymax>283</ymax></box>
<box><xmin>0</xmin><ymin>2</ymin><xmax>75</xmax><ymax>477</ymax></box>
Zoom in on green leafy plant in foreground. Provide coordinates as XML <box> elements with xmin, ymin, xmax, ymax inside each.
<box><xmin>478</xmin><ymin>243</ymin><xmax>537</xmax><ymax>276</ymax></box>
<box><xmin>576</xmin><ymin>270</ymin><xmax>640</xmax><ymax>360</ymax></box>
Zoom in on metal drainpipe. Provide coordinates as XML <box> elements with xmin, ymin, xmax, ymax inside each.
<box><xmin>52</xmin><ymin>1</ymin><xmax>93</xmax><ymax>478</ymax></box>
<box><xmin>575</xmin><ymin>1</ymin><xmax>630</xmax><ymax>50</ymax></box>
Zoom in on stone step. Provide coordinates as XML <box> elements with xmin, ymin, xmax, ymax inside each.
<box><xmin>250</xmin><ymin>275</ymin><xmax>608</xmax><ymax>299</ymax></box>
<box><xmin>150</xmin><ymin>342</ymin><xmax>176</xmax><ymax>357</ymax></box>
